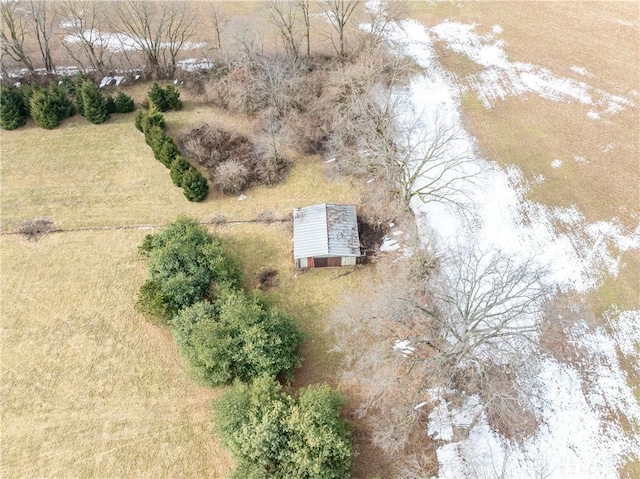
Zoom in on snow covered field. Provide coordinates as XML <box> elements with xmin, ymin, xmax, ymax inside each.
<box><xmin>384</xmin><ymin>17</ymin><xmax>640</xmax><ymax>479</ymax></box>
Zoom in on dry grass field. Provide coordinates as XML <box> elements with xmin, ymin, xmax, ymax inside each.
<box><xmin>0</xmin><ymin>103</ymin><xmax>379</xmax><ymax>477</ymax></box>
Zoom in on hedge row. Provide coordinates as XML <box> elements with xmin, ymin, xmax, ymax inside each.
<box><xmin>135</xmin><ymin>106</ymin><xmax>209</xmax><ymax>202</ymax></box>
<box><xmin>0</xmin><ymin>75</ymin><xmax>134</xmax><ymax>130</ymax></box>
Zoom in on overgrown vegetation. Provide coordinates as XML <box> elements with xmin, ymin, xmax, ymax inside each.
<box><xmin>179</xmin><ymin>124</ymin><xmax>292</xmax><ymax>195</ymax></box>
<box><xmin>136</xmin><ymin>216</ymin><xmax>303</xmax><ymax>381</ymax></box>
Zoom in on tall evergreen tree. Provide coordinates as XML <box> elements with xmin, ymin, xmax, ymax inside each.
<box><xmin>30</xmin><ymin>90</ymin><xmax>60</xmax><ymax>129</ymax></box>
<box><xmin>79</xmin><ymin>81</ymin><xmax>109</xmax><ymax>124</ymax></box>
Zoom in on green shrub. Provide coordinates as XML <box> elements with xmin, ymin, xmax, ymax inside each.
<box><xmin>157</xmin><ymin>137</ymin><xmax>180</xmax><ymax>167</ymax></box>
<box><xmin>0</xmin><ymin>86</ymin><xmax>28</xmax><ymax>130</ymax></box>
<box><xmin>172</xmin><ymin>288</ymin><xmax>302</xmax><ymax>385</ymax></box>
<box><xmin>114</xmin><ymin>91</ymin><xmax>135</xmax><ymax>113</ymax></box>
<box><xmin>213</xmin><ymin>377</ymin><xmax>354</xmax><ymax>479</ymax></box>
<box><xmin>170</xmin><ymin>156</ymin><xmax>191</xmax><ymax>186</ymax></box>
<box><xmin>135</xmin><ymin>279</ymin><xmax>172</xmax><ymax>323</ymax></box>
<box><xmin>29</xmin><ymin>90</ymin><xmax>59</xmax><ymax>129</ymax></box>
<box><xmin>148</xmin><ymin>82</ymin><xmax>169</xmax><ymax>111</ymax></box>
<box><xmin>79</xmin><ymin>81</ymin><xmax>109</xmax><ymax>124</ymax></box>
<box><xmin>181</xmin><ymin>167</ymin><xmax>209</xmax><ymax>202</ymax></box>
<box><xmin>215</xmin><ymin>288</ymin><xmax>303</xmax><ymax>382</ymax></box>
<box><xmin>137</xmin><ymin>217</ymin><xmax>241</xmax><ymax>318</ymax></box>
<box><xmin>47</xmin><ymin>84</ymin><xmax>75</xmax><ymax>121</ymax></box>
<box><xmin>105</xmin><ymin>95</ymin><xmax>117</xmax><ymax>114</ymax></box>
<box><xmin>165</xmin><ymin>84</ymin><xmax>182</xmax><ymax>110</ymax></box>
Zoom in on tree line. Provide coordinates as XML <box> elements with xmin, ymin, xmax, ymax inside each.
<box><xmin>1</xmin><ymin>1</ymin><xmax>388</xmax><ymax>80</ymax></box>
<box><xmin>0</xmin><ymin>74</ymin><xmax>133</xmax><ymax>130</ymax></box>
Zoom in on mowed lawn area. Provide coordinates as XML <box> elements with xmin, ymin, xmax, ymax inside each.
<box><xmin>0</xmin><ymin>106</ymin><xmax>366</xmax><ymax>478</ymax></box>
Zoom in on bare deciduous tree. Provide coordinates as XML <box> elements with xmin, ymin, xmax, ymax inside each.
<box><xmin>209</xmin><ymin>4</ymin><xmax>224</xmax><ymax>51</ymax></box>
<box><xmin>406</xmin><ymin>244</ymin><xmax>550</xmax><ymax>369</ymax></box>
<box><xmin>267</xmin><ymin>1</ymin><xmax>300</xmax><ymax>60</ymax></box>
<box><xmin>29</xmin><ymin>0</ymin><xmax>56</xmax><ymax>74</ymax></box>
<box><xmin>112</xmin><ymin>1</ymin><xmax>194</xmax><ymax>78</ymax></box>
<box><xmin>323</xmin><ymin>0</ymin><xmax>360</xmax><ymax>59</ymax></box>
<box><xmin>1</xmin><ymin>1</ymin><xmax>35</xmax><ymax>74</ymax></box>
<box><xmin>295</xmin><ymin>0</ymin><xmax>311</xmax><ymax>57</ymax></box>
<box><xmin>58</xmin><ymin>0</ymin><xmax>109</xmax><ymax>73</ymax></box>
<box><xmin>362</xmin><ymin>0</ymin><xmax>405</xmax><ymax>48</ymax></box>
<box><xmin>163</xmin><ymin>2</ymin><xmax>195</xmax><ymax>77</ymax></box>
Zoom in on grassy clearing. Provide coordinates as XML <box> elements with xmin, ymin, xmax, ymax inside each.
<box><xmin>1</xmin><ymin>230</ymin><xmax>232</xmax><ymax>478</ymax></box>
<box><xmin>0</xmin><ymin>101</ymin><xmax>370</xmax><ymax>477</ymax></box>
<box><xmin>0</xmin><ymin>104</ymin><xmax>359</xmax><ymax>233</ymax></box>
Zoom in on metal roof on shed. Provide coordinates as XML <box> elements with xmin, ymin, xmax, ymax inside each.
<box><xmin>293</xmin><ymin>204</ymin><xmax>361</xmax><ymax>259</ymax></box>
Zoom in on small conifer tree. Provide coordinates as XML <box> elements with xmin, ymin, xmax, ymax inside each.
<box><xmin>157</xmin><ymin>138</ymin><xmax>180</xmax><ymax>167</ymax></box>
<box><xmin>148</xmin><ymin>82</ymin><xmax>169</xmax><ymax>111</ymax></box>
<box><xmin>30</xmin><ymin>90</ymin><xmax>60</xmax><ymax>129</ymax></box>
<box><xmin>165</xmin><ymin>84</ymin><xmax>182</xmax><ymax>110</ymax></box>
<box><xmin>80</xmin><ymin>81</ymin><xmax>109</xmax><ymax>124</ymax></box>
<box><xmin>170</xmin><ymin>156</ymin><xmax>191</xmax><ymax>186</ymax></box>
<box><xmin>114</xmin><ymin>91</ymin><xmax>135</xmax><ymax>113</ymax></box>
<box><xmin>182</xmin><ymin>167</ymin><xmax>209</xmax><ymax>202</ymax></box>
<box><xmin>47</xmin><ymin>84</ymin><xmax>75</xmax><ymax>121</ymax></box>
<box><xmin>0</xmin><ymin>86</ymin><xmax>28</xmax><ymax>130</ymax></box>
<box><xmin>105</xmin><ymin>95</ymin><xmax>117</xmax><ymax>114</ymax></box>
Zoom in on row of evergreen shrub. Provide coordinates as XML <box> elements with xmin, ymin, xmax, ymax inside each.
<box><xmin>0</xmin><ymin>76</ymin><xmax>135</xmax><ymax>130</ymax></box>
<box><xmin>135</xmin><ymin>86</ymin><xmax>208</xmax><ymax>202</ymax></box>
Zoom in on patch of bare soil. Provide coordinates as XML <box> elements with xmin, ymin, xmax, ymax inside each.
<box><xmin>18</xmin><ymin>218</ymin><xmax>56</xmax><ymax>241</ymax></box>
<box><xmin>256</xmin><ymin>267</ymin><xmax>279</xmax><ymax>292</ymax></box>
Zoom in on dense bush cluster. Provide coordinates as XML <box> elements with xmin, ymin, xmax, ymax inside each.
<box><xmin>0</xmin><ymin>75</ymin><xmax>136</xmax><ymax>130</ymax></box>
<box><xmin>137</xmin><ymin>217</ymin><xmax>303</xmax><ymax>385</ymax></box>
<box><xmin>148</xmin><ymin>82</ymin><xmax>182</xmax><ymax>111</ymax></box>
<box><xmin>213</xmin><ymin>377</ymin><xmax>353</xmax><ymax>479</ymax></box>
<box><xmin>179</xmin><ymin>123</ymin><xmax>292</xmax><ymax>194</ymax></box>
<box><xmin>135</xmin><ymin>96</ymin><xmax>209</xmax><ymax>202</ymax></box>
<box><xmin>137</xmin><ymin>218</ymin><xmax>350</xmax><ymax>477</ymax></box>
<box><xmin>173</xmin><ymin>289</ymin><xmax>302</xmax><ymax>385</ymax></box>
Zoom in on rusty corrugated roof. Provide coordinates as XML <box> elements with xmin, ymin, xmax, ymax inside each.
<box><xmin>293</xmin><ymin>204</ymin><xmax>360</xmax><ymax>259</ymax></box>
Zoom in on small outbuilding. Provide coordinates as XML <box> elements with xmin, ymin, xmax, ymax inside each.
<box><xmin>293</xmin><ymin>204</ymin><xmax>361</xmax><ymax>269</ymax></box>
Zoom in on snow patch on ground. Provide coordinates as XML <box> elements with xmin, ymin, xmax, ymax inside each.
<box><xmin>570</xmin><ymin>65</ymin><xmax>591</xmax><ymax>77</ymax></box>
<box><xmin>430</xmin><ymin>21</ymin><xmax>634</xmax><ymax>118</ymax></box>
<box><xmin>551</xmin><ymin>159</ymin><xmax>562</xmax><ymax>168</ymax></box>
<box><xmin>386</xmin><ymin>19</ymin><xmax>640</xmax><ymax>478</ymax></box>
<box><xmin>65</xmin><ymin>30</ymin><xmax>206</xmax><ymax>53</ymax></box>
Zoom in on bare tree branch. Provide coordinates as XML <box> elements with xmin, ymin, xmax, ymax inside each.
<box><xmin>1</xmin><ymin>1</ymin><xmax>35</xmax><ymax>74</ymax></box>
<box><xmin>58</xmin><ymin>0</ymin><xmax>110</xmax><ymax>73</ymax></box>
<box><xmin>295</xmin><ymin>0</ymin><xmax>311</xmax><ymax>57</ymax></box>
<box><xmin>267</xmin><ymin>1</ymin><xmax>300</xmax><ymax>60</ymax></box>
<box><xmin>323</xmin><ymin>0</ymin><xmax>360</xmax><ymax>59</ymax></box>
